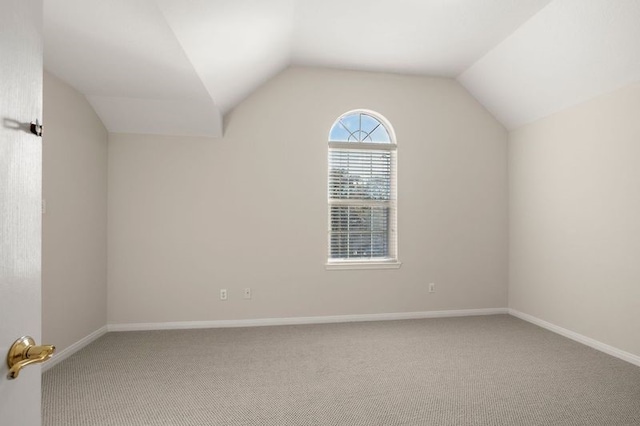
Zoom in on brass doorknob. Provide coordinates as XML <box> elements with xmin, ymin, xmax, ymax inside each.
<box><xmin>6</xmin><ymin>336</ymin><xmax>55</xmax><ymax>379</ymax></box>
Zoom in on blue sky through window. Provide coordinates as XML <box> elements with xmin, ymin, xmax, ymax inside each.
<box><xmin>329</xmin><ymin>112</ymin><xmax>391</xmax><ymax>143</ymax></box>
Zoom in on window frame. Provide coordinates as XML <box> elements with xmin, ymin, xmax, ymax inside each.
<box><xmin>326</xmin><ymin>110</ymin><xmax>401</xmax><ymax>270</ymax></box>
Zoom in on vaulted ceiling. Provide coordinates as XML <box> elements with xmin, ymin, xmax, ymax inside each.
<box><xmin>44</xmin><ymin>0</ymin><xmax>640</xmax><ymax>137</ymax></box>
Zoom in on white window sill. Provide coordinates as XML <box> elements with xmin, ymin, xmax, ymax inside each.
<box><xmin>325</xmin><ymin>260</ymin><xmax>402</xmax><ymax>271</ymax></box>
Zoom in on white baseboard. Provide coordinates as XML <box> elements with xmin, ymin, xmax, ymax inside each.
<box><xmin>509</xmin><ymin>309</ymin><xmax>640</xmax><ymax>368</ymax></box>
<box><xmin>43</xmin><ymin>326</ymin><xmax>108</xmax><ymax>372</ymax></box>
<box><xmin>107</xmin><ymin>308</ymin><xmax>509</xmax><ymax>332</ymax></box>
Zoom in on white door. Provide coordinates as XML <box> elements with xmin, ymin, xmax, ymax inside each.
<box><xmin>0</xmin><ymin>0</ymin><xmax>44</xmax><ymax>425</ymax></box>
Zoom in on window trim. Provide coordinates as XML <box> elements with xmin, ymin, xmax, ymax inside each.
<box><xmin>326</xmin><ymin>110</ymin><xmax>399</xmax><ymax>270</ymax></box>
<box><xmin>328</xmin><ymin>141</ymin><xmax>397</xmax><ymax>151</ymax></box>
<box><xmin>325</xmin><ymin>260</ymin><xmax>402</xmax><ymax>271</ymax></box>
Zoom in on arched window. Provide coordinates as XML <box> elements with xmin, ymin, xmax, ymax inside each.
<box><xmin>327</xmin><ymin>110</ymin><xmax>399</xmax><ymax>269</ymax></box>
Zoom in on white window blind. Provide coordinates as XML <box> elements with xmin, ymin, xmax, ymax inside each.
<box><xmin>327</xmin><ymin>111</ymin><xmax>397</xmax><ymax>264</ymax></box>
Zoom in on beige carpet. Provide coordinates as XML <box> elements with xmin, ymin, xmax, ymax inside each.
<box><xmin>43</xmin><ymin>315</ymin><xmax>640</xmax><ymax>425</ymax></box>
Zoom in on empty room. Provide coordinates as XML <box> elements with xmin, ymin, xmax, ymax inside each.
<box><xmin>1</xmin><ymin>0</ymin><xmax>639</xmax><ymax>425</ymax></box>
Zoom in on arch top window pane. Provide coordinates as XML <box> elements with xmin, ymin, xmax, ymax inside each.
<box><xmin>329</xmin><ymin>112</ymin><xmax>392</xmax><ymax>144</ymax></box>
<box><xmin>329</xmin><ymin>122</ymin><xmax>351</xmax><ymax>142</ymax></box>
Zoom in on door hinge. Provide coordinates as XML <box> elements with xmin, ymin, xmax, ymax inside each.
<box><xmin>30</xmin><ymin>119</ymin><xmax>43</xmax><ymax>137</ymax></box>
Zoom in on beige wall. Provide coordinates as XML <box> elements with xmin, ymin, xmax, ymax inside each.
<box><xmin>42</xmin><ymin>71</ymin><xmax>108</xmax><ymax>350</ymax></box>
<box><xmin>509</xmin><ymin>84</ymin><xmax>640</xmax><ymax>357</ymax></box>
<box><xmin>108</xmin><ymin>67</ymin><xmax>508</xmax><ymax>325</ymax></box>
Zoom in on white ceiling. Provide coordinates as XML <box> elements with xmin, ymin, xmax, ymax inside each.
<box><xmin>291</xmin><ymin>0</ymin><xmax>552</xmax><ymax>76</ymax></box>
<box><xmin>43</xmin><ymin>0</ymin><xmax>640</xmax><ymax>136</ymax></box>
<box><xmin>459</xmin><ymin>0</ymin><xmax>640</xmax><ymax>129</ymax></box>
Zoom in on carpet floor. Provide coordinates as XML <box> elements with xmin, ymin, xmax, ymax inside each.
<box><xmin>43</xmin><ymin>315</ymin><xmax>640</xmax><ymax>425</ymax></box>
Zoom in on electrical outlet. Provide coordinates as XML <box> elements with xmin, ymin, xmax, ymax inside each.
<box><xmin>243</xmin><ymin>288</ymin><xmax>251</xmax><ymax>299</ymax></box>
<box><xmin>428</xmin><ymin>283</ymin><xmax>435</xmax><ymax>293</ymax></box>
<box><xmin>220</xmin><ymin>289</ymin><xmax>228</xmax><ymax>300</ymax></box>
